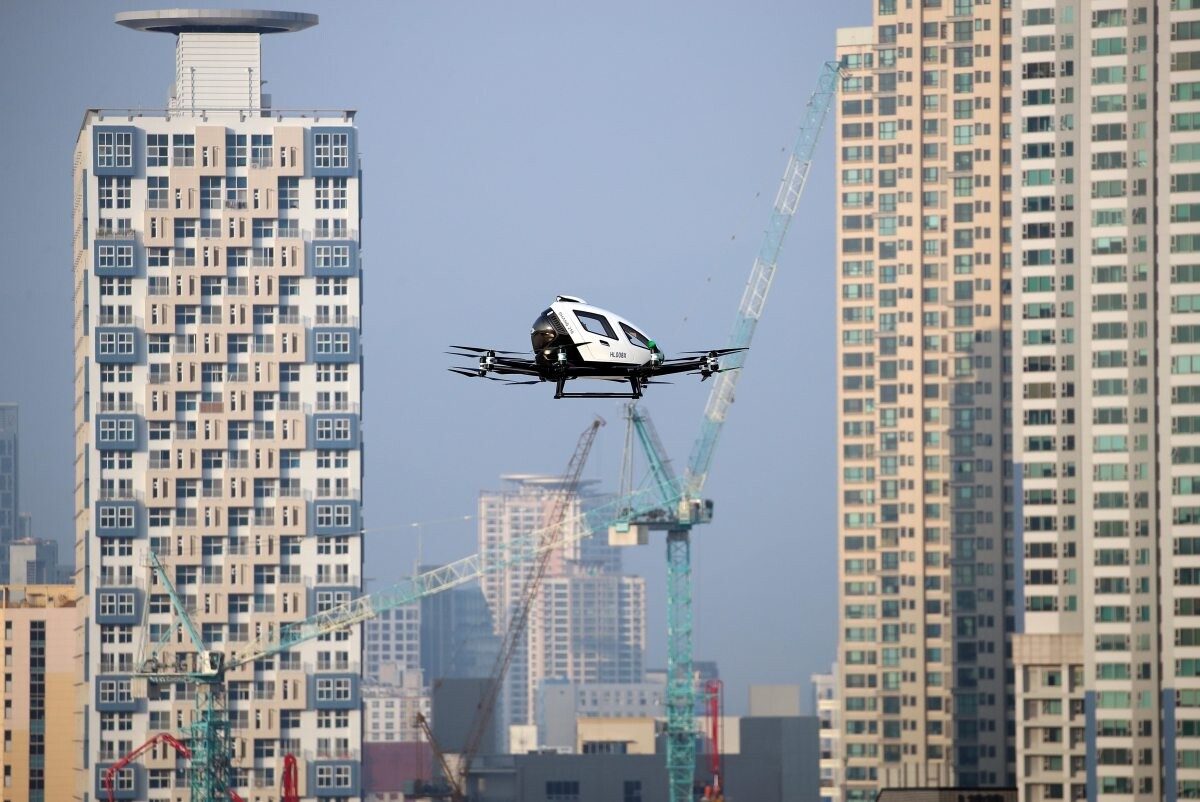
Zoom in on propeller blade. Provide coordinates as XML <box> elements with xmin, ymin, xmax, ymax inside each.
<box><xmin>449</xmin><ymin>345</ymin><xmax>526</xmax><ymax>355</ymax></box>
<box><xmin>677</xmin><ymin>347</ymin><xmax>748</xmax><ymax>356</ymax></box>
<box><xmin>644</xmin><ymin>380</ymin><xmax>673</xmax><ymax>385</ymax></box>
<box><xmin>502</xmin><ymin>380</ymin><xmax>541</xmax><ymax>386</ymax></box>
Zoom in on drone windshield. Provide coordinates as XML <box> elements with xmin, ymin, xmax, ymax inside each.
<box><xmin>530</xmin><ymin>308</ymin><xmax>560</xmax><ymax>351</ymax></box>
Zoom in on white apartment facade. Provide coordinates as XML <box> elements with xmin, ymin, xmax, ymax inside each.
<box><xmin>1013</xmin><ymin>2</ymin><xmax>1200</xmax><ymax>799</ymax></box>
<box><xmin>74</xmin><ymin>11</ymin><xmax>363</xmax><ymax>801</ymax></box>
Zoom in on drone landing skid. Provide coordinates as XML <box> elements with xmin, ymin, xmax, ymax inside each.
<box><xmin>554</xmin><ymin>377</ymin><xmax>643</xmax><ymax>400</ymax></box>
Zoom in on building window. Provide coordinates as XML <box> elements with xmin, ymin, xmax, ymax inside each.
<box><xmin>251</xmin><ymin>134</ymin><xmax>273</xmax><ymax>167</ymax></box>
<box><xmin>99</xmin><ymin>419</ymin><xmax>135</xmax><ymax>443</ymax></box>
<box><xmin>226</xmin><ymin>134</ymin><xmax>247</xmax><ymax>167</ymax></box>
<box><xmin>99</xmin><ymin>593</ymin><xmax>135</xmax><ymax>617</ymax></box>
<box><xmin>146</xmin><ymin>134</ymin><xmax>168</xmax><ymax>167</ymax></box>
<box><xmin>546</xmin><ymin>781</ymin><xmax>580</xmax><ymax>801</ymax></box>
<box><xmin>98</xmin><ymin>679</ymin><xmax>133</xmax><ymax>704</ymax></box>
<box><xmin>172</xmin><ymin>134</ymin><xmax>195</xmax><ymax>167</ymax></box>
<box><xmin>98</xmin><ymin>176</ymin><xmax>132</xmax><ymax>209</ymax></box>
<box><xmin>96</xmin><ymin>130</ymin><xmax>132</xmax><ymax>168</ymax></box>
<box><xmin>314</xmin><ymin>132</ymin><xmax>350</xmax><ymax>169</ymax></box>
<box><xmin>98</xmin><ymin>331</ymin><xmax>135</xmax><ymax>356</ymax></box>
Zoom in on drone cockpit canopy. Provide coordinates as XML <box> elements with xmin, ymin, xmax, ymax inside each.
<box><xmin>531</xmin><ymin>308</ymin><xmax>561</xmax><ymax>352</ymax></box>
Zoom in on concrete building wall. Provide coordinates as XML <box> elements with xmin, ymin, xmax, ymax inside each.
<box><xmin>750</xmin><ymin>684</ymin><xmax>803</xmax><ymax>717</ymax></box>
<box><xmin>834</xmin><ymin>5</ymin><xmax>1014</xmax><ymax>797</ymax></box>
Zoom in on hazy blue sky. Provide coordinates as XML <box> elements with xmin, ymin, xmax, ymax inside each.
<box><xmin>0</xmin><ymin>0</ymin><xmax>867</xmax><ymax>712</ymax></box>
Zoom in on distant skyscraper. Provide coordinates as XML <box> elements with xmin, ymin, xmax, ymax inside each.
<box><xmin>834</xmin><ymin>5</ymin><xmax>1014</xmax><ymax>796</ymax></box>
<box><xmin>811</xmin><ymin>664</ymin><xmax>842</xmax><ymax>802</ymax></box>
<box><xmin>363</xmin><ymin>668</ymin><xmax>431</xmax><ymax>744</ymax></box>
<box><xmin>5</xmin><ymin>539</ymin><xmax>59</xmax><ymax>585</ymax></box>
<box><xmin>478</xmin><ymin>475</ymin><xmax>640</xmax><ymax>739</ymax></box>
<box><xmin>420</xmin><ymin>573</ymin><xmax>500</xmax><ymax>683</ymax></box>
<box><xmin>1012</xmin><ymin>3</ymin><xmax>1200</xmax><ymax>800</ymax></box>
<box><xmin>74</xmin><ymin>10</ymin><xmax>363</xmax><ymax>799</ymax></box>
<box><xmin>365</xmin><ymin>603</ymin><xmax>421</xmax><ymax>683</ymax></box>
<box><xmin>0</xmin><ymin>404</ymin><xmax>18</xmax><ymax>581</ymax></box>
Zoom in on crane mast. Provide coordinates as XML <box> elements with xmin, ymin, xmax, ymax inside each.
<box><xmin>616</xmin><ymin>60</ymin><xmax>841</xmax><ymax>802</ymax></box>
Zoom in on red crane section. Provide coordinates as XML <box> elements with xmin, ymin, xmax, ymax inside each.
<box><xmin>702</xmin><ymin>679</ymin><xmax>724</xmax><ymax>802</ymax></box>
<box><xmin>106</xmin><ymin>733</ymin><xmax>191</xmax><ymax>802</ymax></box>
<box><xmin>281</xmin><ymin>753</ymin><xmax>300</xmax><ymax>802</ymax></box>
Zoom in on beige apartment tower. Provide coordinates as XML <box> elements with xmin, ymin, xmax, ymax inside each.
<box><xmin>834</xmin><ymin>3</ymin><xmax>1013</xmax><ymax>798</ymax></box>
<box><xmin>73</xmin><ymin>11</ymin><xmax>364</xmax><ymax>801</ymax></box>
<box><xmin>1013</xmin><ymin>1</ymin><xmax>1200</xmax><ymax>799</ymax></box>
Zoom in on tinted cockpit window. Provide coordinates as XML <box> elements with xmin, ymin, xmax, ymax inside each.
<box><xmin>575</xmin><ymin>311</ymin><xmax>617</xmax><ymax>339</ymax></box>
<box><xmin>621</xmin><ymin>323</ymin><xmax>651</xmax><ymax>350</ymax></box>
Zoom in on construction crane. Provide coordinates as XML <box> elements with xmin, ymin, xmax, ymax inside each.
<box><xmin>104</xmin><ymin>732</ymin><xmax>195</xmax><ymax>802</ymax></box>
<box><xmin>701</xmin><ymin>679</ymin><xmax>724</xmax><ymax>802</ymax></box>
<box><xmin>611</xmin><ymin>59</ymin><xmax>841</xmax><ymax>802</ymax></box>
<box><xmin>281</xmin><ymin>753</ymin><xmax>299</xmax><ymax>802</ymax></box>
<box><xmin>135</xmin><ymin>420</ymin><xmax>613</xmax><ymax>802</ymax></box>
<box><xmin>414</xmin><ymin>417</ymin><xmax>606</xmax><ymax>800</ymax></box>
<box><xmin>134</xmin><ymin>475</ymin><xmax>677</xmax><ymax>800</ymax></box>
<box><xmin>135</xmin><ymin>61</ymin><xmax>839</xmax><ymax>800</ymax></box>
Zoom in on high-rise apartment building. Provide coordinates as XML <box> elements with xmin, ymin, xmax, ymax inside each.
<box><xmin>526</xmin><ymin>571</ymin><xmax>646</xmax><ymax>701</ymax></box>
<box><xmin>812</xmin><ymin>664</ymin><xmax>842</xmax><ymax>802</ymax></box>
<box><xmin>0</xmin><ymin>585</ymin><xmax>77</xmax><ymax>802</ymax></box>
<box><xmin>364</xmin><ymin>603</ymin><xmax>421</xmax><ymax>683</ymax></box>
<box><xmin>419</xmin><ymin>574</ymin><xmax>500</xmax><ymax>683</ymax></box>
<box><xmin>834</xmin><ymin>5</ymin><xmax>1014</xmax><ymax>796</ymax></box>
<box><xmin>4</xmin><ymin>539</ymin><xmax>61</xmax><ymax>585</ymax></box>
<box><xmin>363</xmin><ymin>668</ymin><xmax>431</xmax><ymax>744</ymax></box>
<box><xmin>1012</xmin><ymin>3</ymin><xmax>1200</xmax><ymax>799</ymax></box>
<box><xmin>0</xmin><ymin>405</ymin><xmax>19</xmax><ymax>582</ymax></box>
<box><xmin>478</xmin><ymin>475</ymin><xmax>636</xmax><ymax>739</ymax></box>
<box><xmin>74</xmin><ymin>10</ymin><xmax>363</xmax><ymax>800</ymax></box>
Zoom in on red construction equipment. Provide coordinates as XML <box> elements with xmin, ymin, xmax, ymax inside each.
<box><xmin>106</xmin><ymin>733</ymin><xmax>191</xmax><ymax>802</ymax></box>
<box><xmin>281</xmin><ymin>753</ymin><xmax>299</xmax><ymax>802</ymax></box>
<box><xmin>701</xmin><ymin>679</ymin><xmax>724</xmax><ymax>802</ymax></box>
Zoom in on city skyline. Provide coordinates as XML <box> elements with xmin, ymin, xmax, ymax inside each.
<box><xmin>0</xmin><ymin>0</ymin><xmax>846</xmax><ymax>713</ymax></box>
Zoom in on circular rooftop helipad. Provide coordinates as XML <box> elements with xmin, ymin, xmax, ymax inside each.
<box><xmin>115</xmin><ymin>9</ymin><xmax>318</xmax><ymax>35</ymax></box>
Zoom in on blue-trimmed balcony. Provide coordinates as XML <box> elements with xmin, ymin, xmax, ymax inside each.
<box><xmin>95</xmin><ymin>414</ymin><xmax>141</xmax><ymax>451</ymax></box>
<box><xmin>95</xmin><ymin>501</ymin><xmax>141</xmax><ymax>538</ymax></box>
<box><xmin>308</xmin><ymin>127</ymin><xmax>357</xmax><ymax>178</ymax></box>
<box><xmin>92</xmin><ymin>125</ymin><xmax>137</xmax><ymax>177</ymax></box>
<box><xmin>93</xmin><ymin>238</ymin><xmax>137</xmax><ymax>276</ymax></box>
<box><xmin>311</xmin><ymin>328</ymin><xmax>359</xmax><ymax>364</ymax></box>
<box><xmin>95</xmin><ymin>327</ymin><xmax>140</xmax><ymax>364</ymax></box>
<box><xmin>310</xmin><ymin>239</ymin><xmax>358</xmax><ymax>276</ymax></box>
<box><xmin>309</xmin><ymin>414</ymin><xmax>359</xmax><ymax>449</ymax></box>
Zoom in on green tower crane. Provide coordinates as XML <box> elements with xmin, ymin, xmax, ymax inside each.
<box><xmin>610</xmin><ymin>59</ymin><xmax>841</xmax><ymax>802</ymax></box>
